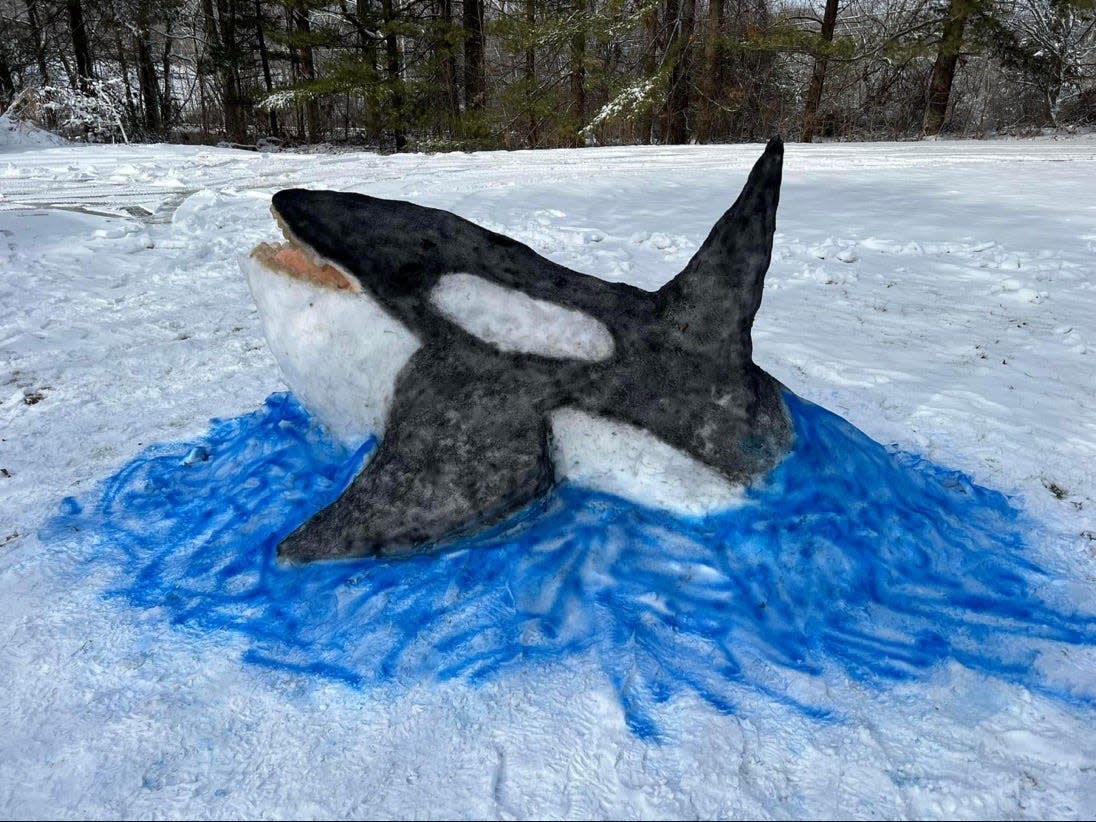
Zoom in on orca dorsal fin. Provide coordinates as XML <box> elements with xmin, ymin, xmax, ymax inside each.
<box><xmin>657</xmin><ymin>136</ymin><xmax>783</xmax><ymax>362</ymax></box>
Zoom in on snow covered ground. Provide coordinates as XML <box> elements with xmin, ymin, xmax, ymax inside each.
<box><xmin>2</xmin><ymin>137</ymin><xmax>1096</xmax><ymax>819</ymax></box>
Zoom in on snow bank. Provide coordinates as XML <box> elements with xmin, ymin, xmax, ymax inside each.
<box><xmin>0</xmin><ymin>112</ymin><xmax>67</xmax><ymax>151</ymax></box>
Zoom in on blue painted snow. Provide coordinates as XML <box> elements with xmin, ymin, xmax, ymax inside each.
<box><xmin>42</xmin><ymin>391</ymin><xmax>1096</xmax><ymax>738</ymax></box>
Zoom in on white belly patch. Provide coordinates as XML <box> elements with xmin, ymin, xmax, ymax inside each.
<box><xmin>549</xmin><ymin>408</ymin><xmax>747</xmax><ymax>516</ymax></box>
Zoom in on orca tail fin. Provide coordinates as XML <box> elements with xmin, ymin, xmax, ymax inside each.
<box><xmin>657</xmin><ymin>136</ymin><xmax>783</xmax><ymax>361</ymax></box>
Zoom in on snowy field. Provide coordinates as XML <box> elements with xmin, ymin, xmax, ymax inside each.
<box><xmin>2</xmin><ymin>135</ymin><xmax>1096</xmax><ymax>819</ymax></box>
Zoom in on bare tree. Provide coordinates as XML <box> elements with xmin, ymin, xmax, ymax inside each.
<box><xmin>801</xmin><ymin>0</ymin><xmax>841</xmax><ymax>142</ymax></box>
<box><xmin>923</xmin><ymin>0</ymin><xmax>977</xmax><ymax>135</ymax></box>
<box><xmin>664</xmin><ymin>0</ymin><xmax>696</xmax><ymax>144</ymax></box>
<box><xmin>1007</xmin><ymin>0</ymin><xmax>1096</xmax><ymax>127</ymax></box>
<box><xmin>66</xmin><ymin>0</ymin><xmax>93</xmax><ymax>90</ymax></box>
<box><xmin>22</xmin><ymin>0</ymin><xmax>51</xmax><ymax>84</ymax></box>
<box><xmin>464</xmin><ymin>0</ymin><xmax>485</xmax><ymax>110</ymax></box>
<box><xmin>570</xmin><ymin>0</ymin><xmax>587</xmax><ymax>144</ymax></box>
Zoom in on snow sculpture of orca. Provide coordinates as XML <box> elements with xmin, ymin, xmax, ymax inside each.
<box><xmin>241</xmin><ymin>137</ymin><xmax>793</xmax><ymax>561</ymax></box>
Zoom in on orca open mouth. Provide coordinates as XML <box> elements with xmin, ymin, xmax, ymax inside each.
<box><xmin>250</xmin><ymin>207</ymin><xmax>360</xmax><ymax>293</ymax></box>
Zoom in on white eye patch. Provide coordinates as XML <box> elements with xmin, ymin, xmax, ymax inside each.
<box><xmin>429</xmin><ymin>273</ymin><xmax>615</xmax><ymax>361</ymax></box>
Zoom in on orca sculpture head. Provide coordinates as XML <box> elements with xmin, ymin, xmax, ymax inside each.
<box><xmin>243</xmin><ymin>137</ymin><xmax>793</xmax><ymax>561</ymax></box>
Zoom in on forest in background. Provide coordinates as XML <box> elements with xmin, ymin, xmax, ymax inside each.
<box><xmin>0</xmin><ymin>0</ymin><xmax>1094</xmax><ymax>151</ymax></box>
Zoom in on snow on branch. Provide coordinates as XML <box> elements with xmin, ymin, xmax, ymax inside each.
<box><xmin>36</xmin><ymin>80</ymin><xmax>129</xmax><ymax>144</ymax></box>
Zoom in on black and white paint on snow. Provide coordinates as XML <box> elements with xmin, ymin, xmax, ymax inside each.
<box><xmin>241</xmin><ymin>137</ymin><xmax>794</xmax><ymax>561</ymax></box>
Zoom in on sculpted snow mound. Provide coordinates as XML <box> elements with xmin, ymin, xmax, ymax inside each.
<box><xmin>250</xmin><ymin>139</ymin><xmax>793</xmax><ymax>561</ymax></box>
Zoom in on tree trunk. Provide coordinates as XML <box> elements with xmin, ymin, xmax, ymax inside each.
<box><xmin>199</xmin><ymin>71</ymin><xmax>209</xmax><ymax>140</ymax></box>
<box><xmin>1045</xmin><ymin>48</ymin><xmax>1067</xmax><ymax>128</ymax></box>
<box><xmin>382</xmin><ymin>0</ymin><xmax>405</xmax><ymax>150</ymax></box>
<box><xmin>800</xmin><ymin>0</ymin><xmax>839</xmax><ymax>143</ymax></box>
<box><xmin>136</xmin><ymin>29</ymin><xmax>162</xmax><ymax>134</ymax></box>
<box><xmin>463</xmin><ymin>0</ymin><xmax>485</xmax><ymax>111</ymax></box>
<box><xmin>284</xmin><ymin>5</ymin><xmax>304</xmax><ymax>141</ymax></box>
<box><xmin>570</xmin><ymin>0</ymin><xmax>586</xmax><ymax>144</ymax></box>
<box><xmin>0</xmin><ymin>47</ymin><xmax>15</xmax><ymax>103</ymax></box>
<box><xmin>700</xmin><ymin>0</ymin><xmax>724</xmax><ymax>141</ymax></box>
<box><xmin>201</xmin><ymin>0</ymin><xmax>219</xmax><ymax>68</ymax></box>
<box><xmin>255</xmin><ymin>0</ymin><xmax>279</xmax><ymax>136</ymax></box>
<box><xmin>66</xmin><ymin>0</ymin><xmax>94</xmax><ymax>91</ymax></box>
<box><xmin>357</xmin><ymin>0</ymin><xmax>378</xmax><ymax>67</ymax></box>
<box><xmin>113</xmin><ymin>29</ymin><xmax>139</xmax><ymax>131</ymax></box>
<box><xmin>23</xmin><ymin>0</ymin><xmax>50</xmax><ymax>84</ymax></box>
<box><xmin>638</xmin><ymin>5</ymin><xmax>661</xmax><ymax>142</ymax></box>
<box><xmin>922</xmin><ymin>0</ymin><xmax>975</xmax><ymax>136</ymax></box>
<box><xmin>665</xmin><ymin>0</ymin><xmax>696</xmax><ymax>144</ymax></box>
<box><xmin>430</xmin><ymin>0</ymin><xmax>457</xmax><ymax>120</ymax></box>
<box><xmin>217</xmin><ymin>0</ymin><xmax>248</xmax><ymax>143</ymax></box>
<box><xmin>161</xmin><ymin>17</ymin><xmax>174</xmax><ymax>130</ymax></box>
<box><xmin>133</xmin><ymin>1</ymin><xmax>161</xmax><ymax>135</ymax></box>
<box><xmin>525</xmin><ymin>0</ymin><xmax>537</xmax><ymax>146</ymax></box>
<box><xmin>47</xmin><ymin>6</ymin><xmax>78</xmax><ymax>89</ymax></box>
<box><xmin>200</xmin><ymin>0</ymin><xmax>226</xmax><ymax>137</ymax></box>
<box><xmin>294</xmin><ymin>5</ymin><xmax>322</xmax><ymax>142</ymax></box>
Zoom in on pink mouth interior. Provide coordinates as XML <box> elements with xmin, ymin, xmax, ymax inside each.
<box><xmin>251</xmin><ymin>242</ymin><xmax>355</xmax><ymax>291</ymax></box>
<box><xmin>251</xmin><ymin>209</ymin><xmax>356</xmax><ymax>291</ymax></box>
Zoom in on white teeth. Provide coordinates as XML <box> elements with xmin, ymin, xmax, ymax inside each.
<box><xmin>252</xmin><ymin>208</ymin><xmax>361</xmax><ymax>293</ymax></box>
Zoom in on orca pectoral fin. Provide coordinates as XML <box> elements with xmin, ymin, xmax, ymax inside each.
<box><xmin>277</xmin><ymin>358</ymin><xmax>554</xmax><ymax>562</ymax></box>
